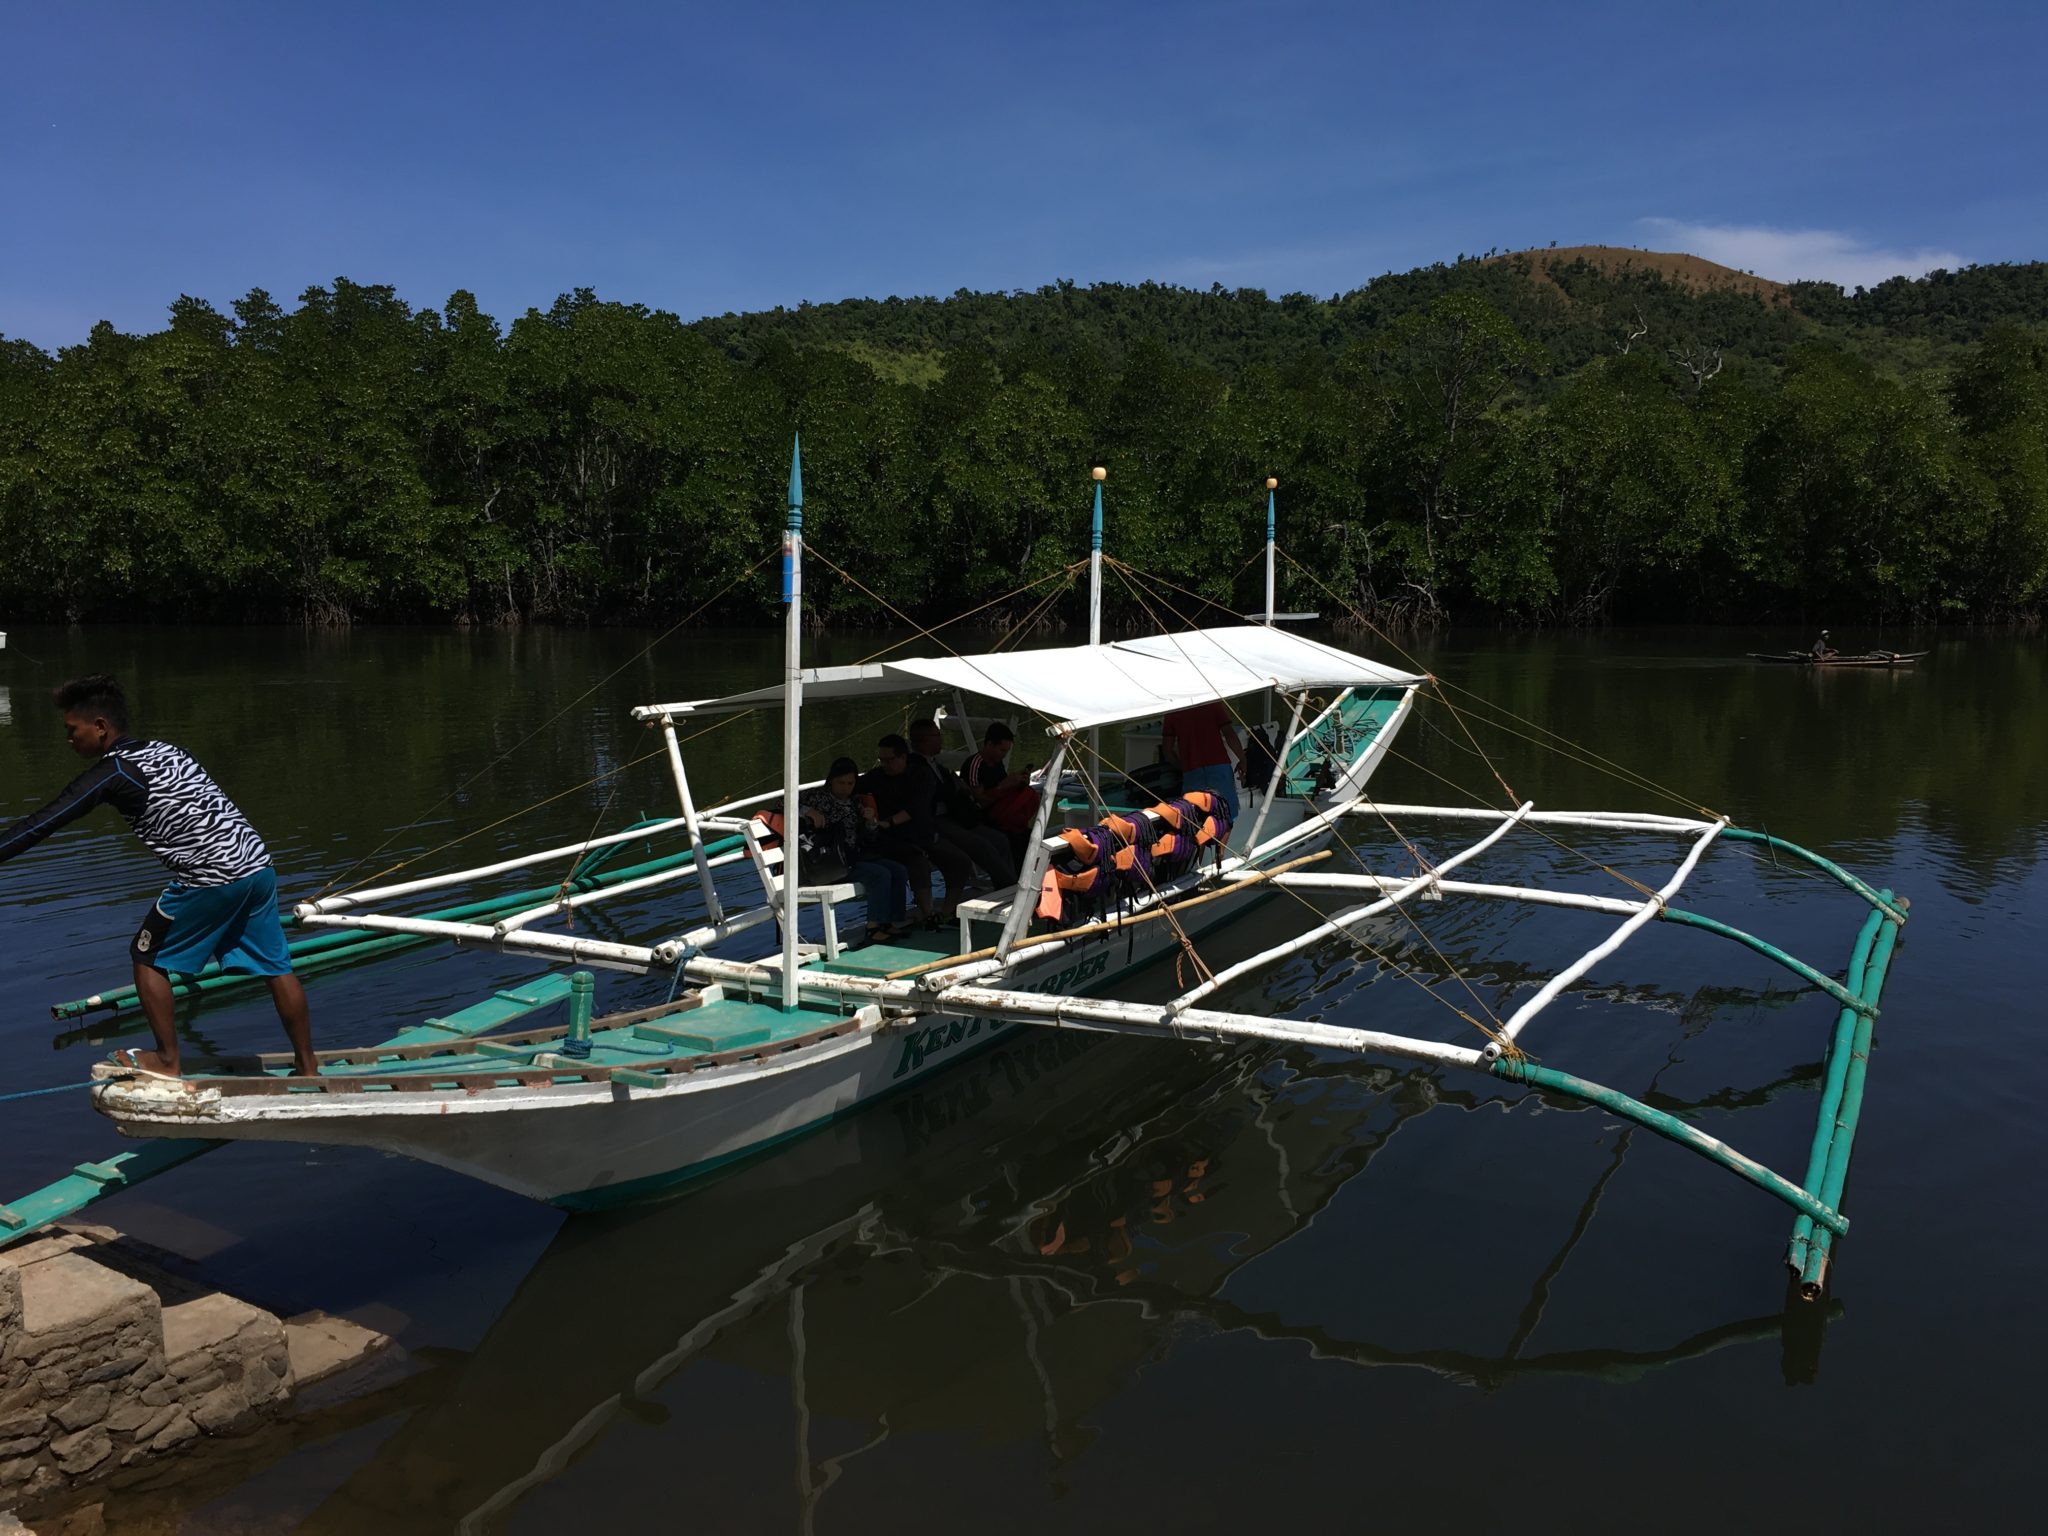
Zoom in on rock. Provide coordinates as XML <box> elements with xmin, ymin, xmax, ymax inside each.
<box><xmin>147</xmin><ymin>1412</ymin><xmax>196</xmax><ymax>1453</ymax></box>
<box><xmin>172</xmin><ymin>1369</ymin><xmax>222</xmax><ymax>1398</ymax></box>
<box><xmin>35</xmin><ymin>1368</ymin><xmax>70</xmax><ymax>1398</ymax></box>
<box><xmin>137</xmin><ymin>1382</ymin><xmax>174</xmax><ymax>1408</ymax></box>
<box><xmin>0</xmin><ymin>1454</ymin><xmax>42</xmax><ymax>1487</ymax></box>
<box><xmin>102</xmin><ymin>1399</ymin><xmax>155</xmax><ymax>1435</ymax></box>
<box><xmin>0</xmin><ymin>1436</ymin><xmax>39</xmax><ymax>1457</ymax></box>
<box><xmin>76</xmin><ymin>1354</ymin><xmax>146</xmax><ymax>1386</ymax></box>
<box><xmin>50</xmin><ymin>1424</ymin><xmax>112</xmax><ymax>1475</ymax></box>
<box><xmin>0</xmin><ymin>1408</ymin><xmax>46</xmax><ymax>1440</ymax></box>
<box><xmin>0</xmin><ymin>1265</ymin><xmax>18</xmax><ymax>1330</ymax></box>
<box><xmin>135</xmin><ymin>1405</ymin><xmax>179</xmax><ymax>1444</ymax></box>
<box><xmin>52</xmin><ymin>1384</ymin><xmax>111</xmax><ymax>1432</ymax></box>
<box><xmin>190</xmin><ymin>1383</ymin><xmax>257</xmax><ymax>1436</ymax></box>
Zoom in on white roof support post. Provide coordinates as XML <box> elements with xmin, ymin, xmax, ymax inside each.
<box><xmin>1241</xmin><ymin>690</ymin><xmax>1307</xmax><ymax>854</ymax></box>
<box><xmin>1487</xmin><ymin>818</ymin><xmax>1729</xmax><ymax>1058</ymax></box>
<box><xmin>996</xmin><ymin>736</ymin><xmax>1072</xmax><ymax>961</ymax></box>
<box><xmin>659</xmin><ymin>715</ymin><xmax>723</xmax><ymax>924</ymax></box>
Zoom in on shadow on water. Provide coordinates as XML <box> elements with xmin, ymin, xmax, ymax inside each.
<box><xmin>171</xmin><ymin>1026</ymin><xmax>1832</xmax><ymax>1535</ymax></box>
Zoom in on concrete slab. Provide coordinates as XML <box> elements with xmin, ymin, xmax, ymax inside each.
<box><xmin>15</xmin><ymin>1256</ymin><xmax>155</xmax><ymax>1341</ymax></box>
<box><xmin>159</xmin><ymin>1293</ymin><xmax>273</xmax><ymax>1362</ymax></box>
<box><xmin>283</xmin><ymin>1312</ymin><xmax>391</xmax><ymax>1389</ymax></box>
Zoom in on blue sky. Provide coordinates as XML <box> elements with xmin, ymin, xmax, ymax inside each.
<box><xmin>2</xmin><ymin>0</ymin><xmax>2041</xmax><ymax>349</ymax></box>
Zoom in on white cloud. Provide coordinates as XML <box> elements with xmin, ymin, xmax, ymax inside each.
<box><xmin>1637</xmin><ymin>218</ymin><xmax>1969</xmax><ymax>291</ymax></box>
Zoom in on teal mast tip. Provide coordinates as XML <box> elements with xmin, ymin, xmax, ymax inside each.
<box><xmin>788</xmin><ymin>435</ymin><xmax>804</xmax><ymax>526</ymax></box>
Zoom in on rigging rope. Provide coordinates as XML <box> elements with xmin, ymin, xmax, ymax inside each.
<box><xmin>1099</xmin><ymin>558</ymin><xmax>1515</xmax><ymax>1051</ymax></box>
<box><xmin>317</xmin><ymin>551</ymin><xmax>775</xmax><ymax>901</ymax></box>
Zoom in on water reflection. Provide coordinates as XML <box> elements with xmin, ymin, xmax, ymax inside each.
<box><xmin>223</xmin><ymin>1024</ymin><xmax>1831</xmax><ymax>1534</ymax></box>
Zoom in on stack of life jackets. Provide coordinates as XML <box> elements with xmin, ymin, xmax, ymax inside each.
<box><xmin>1036</xmin><ymin>791</ymin><xmax>1233</xmax><ymax>926</ymax></box>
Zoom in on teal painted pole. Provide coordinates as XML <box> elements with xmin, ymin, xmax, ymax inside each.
<box><xmin>1799</xmin><ymin>906</ymin><xmax>1906</xmax><ymax>1293</ymax></box>
<box><xmin>562</xmin><ymin>971</ymin><xmax>595</xmax><ymax>1059</ymax></box>
<box><xmin>1659</xmin><ymin>907</ymin><xmax>1876</xmax><ymax>1017</ymax></box>
<box><xmin>1491</xmin><ymin>1056</ymin><xmax>1848</xmax><ymax>1234</ymax></box>
<box><xmin>1785</xmin><ymin>899</ymin><xmax>1887</xmax><ymax>1276</ymax></box>
<box><xmin>1720</xmin><ymin>828</ymin><xmax>1908</xmax><ymax>924</ymax></box>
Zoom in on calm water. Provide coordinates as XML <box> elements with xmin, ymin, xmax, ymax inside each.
<box><xmin>1</xmin><ymin>624</ymin><xmax>2043</xmax><ymax>1532</ymax></box>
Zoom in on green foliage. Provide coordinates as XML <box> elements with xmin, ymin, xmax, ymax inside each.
<box><xmin>2</xmin><ymin>256</ymin><xmax>2046</xmax><ymax>627</ymax></box>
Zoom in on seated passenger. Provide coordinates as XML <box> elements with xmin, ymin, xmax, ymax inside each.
<box><xmin>964</xmin><ymin>722</ymin><xmax>1041</xmax><ymax>849</ymax></box>
<box><xmin>862</xmin><ymin>733</ymin><xmax>976</xmax><ymax>924</ymax></box>
<box><xmin>1810</xmin><ymin>629</ymin><xmax>1838</xmax><ymax>660</ymax></box>
<box><xmin>799</xmin><ymin>757</ymin><xmax>909</xmax><ymax>944</ymax></box>
<box><xmin>908</xmin><ymin>718</ymin><xmax>1018</xmax><ymax>887</ymax></box>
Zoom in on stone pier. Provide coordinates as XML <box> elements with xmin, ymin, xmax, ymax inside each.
<box><xmin>0</xmin><ymin>1226</ymin><xmax>388</xmax><ymax>1522</ymax></box>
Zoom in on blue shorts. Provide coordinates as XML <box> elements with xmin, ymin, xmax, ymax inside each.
<box><xmin>1180</xmin><ymin>763</ymin><xmax>1239</xmax><ymax>825</ymax></box>
<box><xmin>130</xmin><ymin>866</ymin><xmax>293</xmax><ymax>978</ymax></box>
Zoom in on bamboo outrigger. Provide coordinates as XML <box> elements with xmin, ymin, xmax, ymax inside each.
<box><xmin>4</xmin><ymin>444</ymin><xmax>1908</xmax><ymax>1300</ymax></box>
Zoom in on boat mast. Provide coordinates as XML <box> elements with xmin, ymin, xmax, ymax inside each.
<box><xmin>780</xmin><ymin>436</ymin><xmax>804</xmax><ymax>1011</ymax></box>
<box><xmin>1088</xmin><ymin>465</ymin><xmax>1105</xmax><ymax>646</ymax></box>
<box><xmin>1264</xmin><ymin>476</ymin><xmax>1277</xmax><ymax>625</ymax></box>
<box><xmin>1087</xmin><ymin>465</ymin><xmax>1105</xmax><ymax>819</ymax></box>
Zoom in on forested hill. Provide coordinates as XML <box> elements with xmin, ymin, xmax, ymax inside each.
<box><xmin>2</xmin><ymin>251</ymin><xmax>2045</xmax><ymax>628</ymax></box>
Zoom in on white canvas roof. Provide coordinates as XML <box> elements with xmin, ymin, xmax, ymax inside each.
<box><xmin>634</xmin><ymin>625</ymin><xmax>1423</xmax><ymax>734</ymax></box>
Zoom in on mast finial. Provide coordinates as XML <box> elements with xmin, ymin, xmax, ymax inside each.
<box><xmin>787</xmin><ymin>435</ymin><xmax>804</xmax><ymax>528</ymax></box>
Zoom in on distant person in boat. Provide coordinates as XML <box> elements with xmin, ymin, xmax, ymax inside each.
<box><xmin>0</xmin><ymin>674</ymin><xmax>317</xmax><ymax>1079</ymax></box>
<box><xmin>962</xmin><ymin>723</ymin><xmax>1042</xmax><ymax>854</ymax></box>
<box><xmin>1161</xmin><ymin>699</ymin><xmax>1243</xmax><ymax>821</ymax></box>
<box><xmin>1810</xmin><ymin>630</ymin><xmax>1838</xmax><ymax>659</ymax></box>
<box><xmin>800</xmin><ymin>757</ymin><xmax>911</xmax><ymax>944</ymax></box>
<box><xmin>907</xmin><ymin>719</ymin><xmax>1018</xmax><ymax>888</ymax></box>
<box><xmin>862</xmin><ymin>733</ymin><xmax>976</xmax><ymax>925</ymax></box>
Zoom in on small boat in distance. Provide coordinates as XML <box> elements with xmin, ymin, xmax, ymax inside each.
<box><xmin>1745</xmin><ymin>649</ymin><xmax>1930</xmax><ymax>667</ymax></box>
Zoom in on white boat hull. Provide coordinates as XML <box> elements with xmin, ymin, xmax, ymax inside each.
<box><xmin>97</xmin><ymin>878</ymin><xmax>1284</xmax><ymax>1207</ymax></box>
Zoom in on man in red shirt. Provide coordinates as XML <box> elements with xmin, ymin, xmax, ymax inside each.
<box><xmin>1161</xmin><ymin>699</ymin><xmax>1242</xmax><ymax>821</ymax></box>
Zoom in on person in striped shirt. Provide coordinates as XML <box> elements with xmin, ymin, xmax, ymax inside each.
<box><xmin>0</xmin><ymin>675</ymin><xmax>318</xmax><ymax>1079</ymax></box>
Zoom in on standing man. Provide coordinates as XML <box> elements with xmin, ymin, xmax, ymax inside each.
<box><xmin>0</xmin><ymin>675</ymin><xmax>317</xmax><ymax>1078</ymax></box>
<box><xmin>1161</xmin><ymin>699</ymin><xmax>1243</xmax><ymax>821</ymax></box>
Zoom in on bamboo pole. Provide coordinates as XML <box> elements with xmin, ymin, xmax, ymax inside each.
<box><xmin>1785</xmin><ymin>901</ymin><xmax>1887</xmax><ymax>1278</ymax></box>
<box><xmin>1719</xmin><ymin>828</ymin><xmax>1909</xmax><ymax>923</ymax></box>
<box><xmin>1797</xmin><ymin>903</ymin><xmax>1907</xmax><ymax>1294</ymax></box>
<box><xmin>55</xmin><ymin>834</ymin><xmax>746</xmax><ymax>1022</ymax></box>
<box><xmin>888</xmin><ymin>849</ymin><xmax>1331</xmax><ymax>980</ymax></box>
<box><xmin>1659</xmin><ymin>907</ymin><xmax>1876</xmax><ymax>1017</ymax></box>
<box><xmin>1174</xmin><ymin>802</ymin><xmax>1533</xmax><ymax>1011</ymax></box>
<box><xmin>1490</xmin><ymin>1056</ymin><xmax>1848</xmax><ymax>1235</ymax></box>
<box><xmin>1490</xmin><ymin>819</ymin><xmax>1726</xmax><ymax>1054</ymax></box>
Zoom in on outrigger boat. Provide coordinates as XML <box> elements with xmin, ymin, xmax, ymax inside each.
<box><xmin>1745</xmin><ymin>649</ymin><xmax>1929</xmax><ymax>667</ymax></box>
<box><xmin>6</xmin><ymin>447</ymin><xmax>1908</xmax><ymax>1296</ymax></box>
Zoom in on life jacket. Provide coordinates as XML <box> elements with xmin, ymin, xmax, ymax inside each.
<box><xmin>1148</xmin><ymin>792</ymin><xmax>1234</xmax><ymax>869</ymax></box>
<box><xmin>1052</xmin><ymin>813</ymin><xmax>1152</xmax><ymax>899</ymax></box>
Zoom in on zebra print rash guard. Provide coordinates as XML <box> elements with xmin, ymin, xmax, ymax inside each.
<box><xmin>0</xmin><ymin>737</ymin><xmax>272</xmax><ymax>888</ymax></box>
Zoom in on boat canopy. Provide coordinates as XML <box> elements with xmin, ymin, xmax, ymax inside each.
<box><xmin>632</xmin><ymin>625</ymin><xmax>1425</xmax><ymax>734</ymax></box>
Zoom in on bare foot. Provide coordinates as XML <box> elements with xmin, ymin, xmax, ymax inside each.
<box><xmin>292</xmin><ymin>1056</ymin><xmax>321</xmax><ymax>1078</ymax></box>
<box><xmin>117</xmin><ymin>1047</ymin><xmax>181</xmax><ymax>1077</ymax></box>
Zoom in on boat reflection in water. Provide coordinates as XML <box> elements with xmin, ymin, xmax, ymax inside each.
<box><xmin>279</xmin><ymin>995</ymin><xmax>1830</xmax><ymax>1534</ymax></box>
